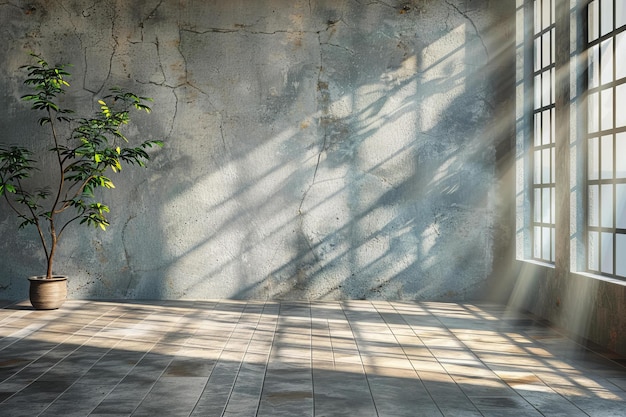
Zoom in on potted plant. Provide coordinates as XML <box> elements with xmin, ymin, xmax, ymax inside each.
<box><xmin>0</xmin><ymin>54</ymin><xmax>162</xmax><ymax>309</ymax></box>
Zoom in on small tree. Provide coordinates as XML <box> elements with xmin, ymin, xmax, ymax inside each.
<box><xmin>0</xmin><ymin>54</ymin><xmax>162</xmax><ymax>279</ymax></box>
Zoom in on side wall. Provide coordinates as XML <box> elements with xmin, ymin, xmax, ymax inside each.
<box><xmin>0</xmin><ymin>0</ymin><xmax>513</xmax><ymax>301</ymax></box>
<box><xmin>508</xmin><ymin>263</ymin><xmax>626</xmax><ymax>356</ymax></box>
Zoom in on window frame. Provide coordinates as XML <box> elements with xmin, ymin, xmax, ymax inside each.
<box><xmin>530</xmin><ymin>0</ymin><xmax>557</xmax><ymax>264</ymax></box>
<box><xmin>584</xmin><ymin>0</ymin><xmax>626</xmax><ymax>279</ymax></box>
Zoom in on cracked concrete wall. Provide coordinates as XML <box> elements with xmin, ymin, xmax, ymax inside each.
<box><xmin>0</xmin><ymin>0</ymin><xmax>513</xmax><ymax>301</ymax></box>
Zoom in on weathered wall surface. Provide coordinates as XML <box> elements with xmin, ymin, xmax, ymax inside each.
<box><xmin>0</xmin><ymin>0</ymin><xmax>511</xmax><ymax>300</ymax></box>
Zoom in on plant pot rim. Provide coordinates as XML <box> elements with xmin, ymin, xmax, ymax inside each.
<box><xmin>28</xmin><ymin>275</ymin><xmax>68</xmax><ymax>282</ymax></box>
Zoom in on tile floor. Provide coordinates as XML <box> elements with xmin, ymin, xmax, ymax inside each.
<box><xmin>0</xmin><ymin>299</ymin><xmax>625</xmax><ymax>416</ymax></box>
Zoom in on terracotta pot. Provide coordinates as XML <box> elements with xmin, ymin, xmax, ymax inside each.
<box><xmin>28</xmin><ymin>276</ymin><xmax>68</xmax><ymax>310</ymax></box>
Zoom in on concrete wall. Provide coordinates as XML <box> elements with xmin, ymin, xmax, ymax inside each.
<box><xmin>0</xmin><ymin>0</ymin><xmax>512</xmax><ymax>301</ymax></box>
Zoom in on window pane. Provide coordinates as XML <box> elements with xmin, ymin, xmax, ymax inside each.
<box><xmin>617</xmin><ymin>235</ymin><xmax>626</xmax><ymax>277</ymax></box>
<box><xmin>589</xmin><ymin>0</ymin><xmax>599</xmax><ymax>42</ymax></box>
<box><xmin>542</xmin><ymin>109</ymin><xmax>551</xmax><ymax>145</ymax></box>
<box><xmin>618</xmin><ymin>0</ymin><xmax>626</xmax><ymax>29</ymax></box>
<box><xmin>542</xmin><ymin>148</ymin><xmax>551</xmax><ymax>183</ymax></box>
<box><xmin>601</xmin><ymin>39</ymin><xmax>614</xmax><ymax>85</ymax></box>
<box><xmin>551</xmin><ymin>148</ymin><xmax>555</xmax><ymax>183</ymax></box>
<box><xmin>551</xmin><ymin>107</ymin><xmax>555</xmax><ymax>143</ymax></box>
<box><xmin>542</xmin><ymin>31</ymin><xmax>551</xmax><ymax>69</ymax></box>
<box><xmin>542</xmin><ymin>227</ymin><xmax>551</xmax><ymax>260</ymax></box>
<box><xmin>590</xmin><ymin>185</ymin><xmax>600</xmax><ymax>227</ymax></box>
<box><xmin>534</xmin><ymin>0</ymin><xmax>541</xmax><ymax>35</ymax></box>
<box><xmin>617</xmin><ymin>133</ymin><xmax>626</xmax><ymax>178</ymax></box>
<box><xmin>551</xmin><ymin>186</ymin><xmax>555</xmax><ymax>224</ymax></box>
<box><xmin>601</xmin><ymin>184</ymin><xmax>614</xmax><ymax>228</ymax></box>
<box><xmin>535</xmin><ymin>189</ymin><xmax>542</xmax><ymax>222</ymax></box>
<box><xmin>617</xmin><ymin>32</ymin><xmax>626</xmax><ymax>80</ymax></box>
<box><xmin>601</xmin><ymin>0</ymin><xmax>614</xmax><ymax>36</ymax></box>
<box><xmin>588</xmin><ymin>92</ymin><xmax>599</xmax><ymax>133</ymax></box>
<box><xmin>543</xmin><ymin>70</ymin><xmax>551</xmax><ymax>106</ymax></box>
<box><xmin>589</xmin><ymin>137</ymin><xmax>600</xmax><ymax>180</ymax></box>
<box><xmin>543</xmin><ymin>187</ymin><xmax>551</xmax><ymax>223</ymax></box>
<box><xmin>551</xmin><ymin>227</ymin><xmax>555</xmax><ymax>262</ymax></box>
<box><xmin>601</xmin><ymin>88</ymin><xmax>613</xmax><ymax>131</ymax></box>
<box><xmin>534</xmin><ymin>150</ymin><xmax>542</xmax><ymax>183</ymax></box>
<box><xmin>601</xmin><ymin>232</ymin><xmax>614</xmax><ymax>274</ymax></box>
<box><xmin>589</xmin><ymin>230</ymin><xmax>599</xmax><ymax>270</ymax></box>
<box><xmin>589</xmin><ymin>44</ymin><xmax>600</xmax><ymax>88</ymax></box>
<box><xmin>542</xmin><ymin>0</ymin><xmax>551</xmax><ymax>30</ymax></box>
<box><xmin>616</xmin><ymin>84</ymin><xmax>626</xmax><ymax>127</ymax></box>
<box><xmin>601</xmin><ymin>135</ymin><xmax>613</xmax><ymax>179</ymax></box>
<box><xmin>617</xmin><ymin>184</ymin><xmax>626</xmax><ymax>229</ymax></box>
<box><xmin>534</xmin><ymin>37</ymin><xmax>541</xmax><ymax>72</ymax></box>
<box><xmin>551</xmin><ymin>67</ymin><xmax>555</xmax><ymax>104</ymax></box>
<box><xmin>551</xmin><ymin>27</ymin><xmax>555</xmax><ymax>64</ymax></box>
<box><xmin>534</xmin><ymin>113</ymin><xmax>541</xmax><ymax>146</ymax></box>
<box><xmin>535</xmin><ymin>75</ymin><xmax>542</xmax><ymax>109</ymax></box>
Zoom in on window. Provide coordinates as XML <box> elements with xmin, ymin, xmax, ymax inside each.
<box><xmin>532</xmin><ymin>0</ymin><xmax>556</xmax><ymax>263</ymax></box>
<box><xmin>586</xmin><ymin>0</ymin><xmax>626</xmax><ymax>278</ymax></box>
<box><xmin>518</xmin><ymin>0</ymin><xmax>625</xmax><ymax>277</ymax></box>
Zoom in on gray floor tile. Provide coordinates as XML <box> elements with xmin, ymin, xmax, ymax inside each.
<box><xmin>1</xmin><ymin>300</ymin><xmax>625</xmax><ymax>416</ymax></box>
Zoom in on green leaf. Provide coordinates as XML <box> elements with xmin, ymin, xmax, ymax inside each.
<box><xmin>5</xmin><ymin>54</ymin><xmax>163</xmax><ymax>242</ymax></box>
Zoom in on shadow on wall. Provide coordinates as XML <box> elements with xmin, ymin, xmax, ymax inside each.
<box><xmin>0</xmin><ymin>1</ymin><xmax>515</xmax><ymax>302</ymax></box>
<box><xmin>118</xmin><ymin>2</ymin><xmax>509</xmax><ymax>302</ymax></box>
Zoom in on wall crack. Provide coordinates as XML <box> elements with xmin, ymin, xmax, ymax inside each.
<box><xmin>444</xmin><ymin>0</ymin><xmax>488</xmax><ymax>59</ymax></box>
<box><xmin>298</xmin><ymin>30</ymin><xmax>327</xmax><ymax>216</ymax></box>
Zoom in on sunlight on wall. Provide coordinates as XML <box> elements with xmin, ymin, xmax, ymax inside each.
<box><xmin>0</xmin><ymin>0</ymin><xmax>503</xmax><ymax>301</ymax></box>
<box><xmin>420</xmin><ymin>25</ymin><xmax>467</xmax><ymax>132</ymax></box>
